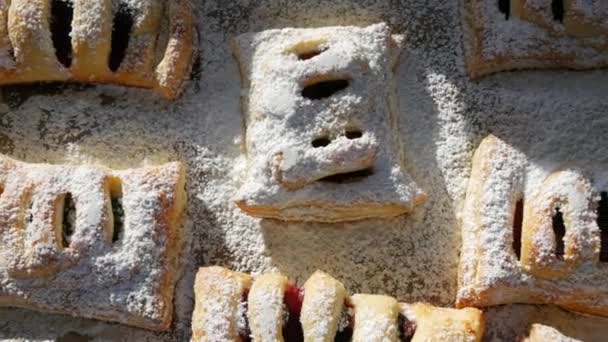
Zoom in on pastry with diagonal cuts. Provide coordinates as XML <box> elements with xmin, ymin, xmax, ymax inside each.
<box><xmin>464</xmin><ymin>0</ymin><xmax>608</xmax><ymax>78</ymax></box>
<box><xmin>457</xmin><ymin>134</ymin><xmax>608</xmax><ymax>316</ymax></box>
<box><xmin>192</xmin><ymin>266</ymin><xmax>485</xmax><ymax>341</ymax></box>
<box><xmin>0</xmin><ymin>154</ymin><xmax>186</xmax><ymax>331</ymax></box>
<box><xmin>0</xmin><ymin>0</ymin><xmax>195</xmax><ymax>99</ymax></box>
<box><xmin>232</xmin><ymin>23</ymin><xmax>426</xmax><ymax>222</ymax></box>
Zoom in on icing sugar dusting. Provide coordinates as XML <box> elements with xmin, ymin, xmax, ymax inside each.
<box><xmin>0</xmin><ymin>0</ymin><xmax>605</xmax><ymax>340</ymax></box>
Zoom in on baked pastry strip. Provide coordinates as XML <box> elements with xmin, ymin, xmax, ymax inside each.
<box><xmin>300</xmin><ymin>270</ymin><xmax>347</xmax><ymax>342</ymax></box>
<box><xmin>0</xmin><ymin>155</ymin><xmax>187</xmax><ymax>331</ymax></box>
<box><xmin>350</xmin><ymin>294</ymin><xmax>399</xmax><ymax>342</ymax></box>
<box><xmin>70</xmin><ymin>0</ymin><xmax>113</xmax><ymax>80</ymax></box>
<box><xmin>401</xmin><ymin>303</ymin><xmax>484</xmax><ymax>342</ymax></box>
<box><xmin>154</xmin><ymin>0</ymin><xmax>196</xmax><ymax>99</ymax></box>
<box><xmin>517</xmin><ymin>305</ymin><xmax>608</xmax><ymax>341</ymax></box>
<box><xmin>8</xmin><ymin>0</ymin><xmax>70</xmax><ymax>82</ymax></box>
<box><xmin>191</xmin><ymin>267</ymin><xmax>485</xmax><ymax>342</ymax></box>
<box><xmin>247</xmin><ymin>273</ymin><xmax>289</xmax><ymax>342</ymax></box>
<box><xmin>192</xmin><ymin>266</ymin><xmax>252</xmax><ymax>341</ymax></box>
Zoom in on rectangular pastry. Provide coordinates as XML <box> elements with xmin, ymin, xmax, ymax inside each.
<box><xmin>192</xmin><ymin>267</ymin><xmax>485</xmax><ymax>341</ymax></box>
<box><xmin>0</xmin><ymin>0</ymin><xmax>195</xmax><ymax>99</ymax></box>
<box><xmin>457</xmin><ymin>134</ymin><xmax>608</xmax><ymax>316</ymax></box>
<box><xmin>0</xmin><ymin>154</ymin><xmax>187</xmax><ymax>330</ymax></box>
<box><xmin>464</xmin><ymin>0</ymin><xmax>608</xmax><ymax>78</ymax></box>
<box><xmin>231</xmin><ymin>23</ymin><xmax>426</xmax><ymax>222</ymax></box>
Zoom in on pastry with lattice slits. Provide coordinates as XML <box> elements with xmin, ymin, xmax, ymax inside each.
<box><xmin>0</xmin><ymin>0</ymin><xmax>195</xmax><ymax>99</ymax></box>
<box><xmin>0</xmin><ymin>154</ymin><xmax>187</xmax><ymax>331</ymax></box>
<box><xmin>457</xmin><ymin>134</ymin><xmax>608</xmax><ymax>317</ymax></box>
<box><xmin>232</xmin><ymin>23</ymin><xmax>426</xmax><ymax>222</ymax></box>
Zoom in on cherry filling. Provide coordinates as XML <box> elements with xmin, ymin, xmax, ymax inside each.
<box><xmin>283</xmin><ymin>282</ymin><xmax>304</xmax><ymax>342</ymax></box>
<box><xmin>237</xmin><ymin>291</ymin><xmax>251</xmax><ymax>342</ymax></box>
<box><xmin>398</xmin><ymin>313</ymin><xmax>417</xmax><ymax>342</ymax></box>
<box><xmin>334</xmin><ymin>303</ymin><xmax>353</xmax><ymax>342</ymax></box>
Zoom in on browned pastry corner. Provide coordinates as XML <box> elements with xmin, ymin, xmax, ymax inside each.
<box><xmin>192</xmin><ymin>267</ymin><xmax>484</xmax><ymax>341</ymax></box>
<box><xmin>231</xmin><ymin>23</ymin><xmax>426</xmax><ymax>222</ymax></box>
<box><xmin>0</xmin><ymin>154</ymin><xmax>187</xmax><ymax>331</ymax></box>
<box><xmin>464</xmin><ymin>0</ymin><xmax>608</xmax><ymax>78</ymax></box>
<box><xmin>0</xmin><ymin>0</ymin><xmax>195</xmax><ymax>99</ymax></box>
<box><xmin>457</xmin><ymin>134</ymin><xmax>608</xmax><ymax>317</ymax></box>
<box><xmin>519</xmin><ymin>306</ymin><xmax>608</xmax><ymax>341</ymax></box>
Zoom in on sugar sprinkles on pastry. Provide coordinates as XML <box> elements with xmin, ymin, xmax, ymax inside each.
<box><xmin>0</xmin><ymin>0</ymin><xmax>195</xmax><ymax>99</ymax></box>
<box><xmin>232</xmin><ymin>23</ymin><xmax>426</xmax><ymax>222</ymax></box>
<box><xmin>463</xmin><ymin>0</ymin><xmax>608</xmax><ymax>78</ymax></box>
<box><xmin>0</xmin><ymin>155</ymin><xmax>187</xmax><ymax>331</ymax></box>
<box><xmin>457</xmin><ymin>135</ymin><xmax>608</xmax><ymax>317</ymax></box>
<box><xmin>191</xmin><ymin>266</ymin><xmax>485</xmax><ymax>342</ymax></box>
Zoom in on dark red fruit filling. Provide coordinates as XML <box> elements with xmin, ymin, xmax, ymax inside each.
<box><xmin>284</xmin><ymin>282</ymin><xmax>304</xmax><ymax>316</ymax></box>
<box><xmin>398</xmin><ymin>314</ymin><xmax>417</xmax><ymax>342</ymax></box>
<box><xmin>283</xmin><ymin>282</ymin><xmax>304</xmax><ymax>342</ymax></box>
<box><xmin>334</xmin><ymin>303</ymin><xmax>353</xmax><ymax>342</ymax></box>
<box><xmin>239</xmin><ymin>292</ymin><xmax>251</xmax><ymax>342</ymax></box>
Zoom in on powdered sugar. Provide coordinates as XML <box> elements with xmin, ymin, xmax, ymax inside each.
<box><xmin>0</xmin><ymin>0</ymin><xmax>606</xmax><ymax>340</ymax></box>
<box><xmin>0</xmin><ymin>156</ymin><xmax>186</xmax><ymax>330</ymax></box>
<box><xmin>232</xmin><ymin>23</ymin><xmax>425</xmax><ymax>222</ymax></box>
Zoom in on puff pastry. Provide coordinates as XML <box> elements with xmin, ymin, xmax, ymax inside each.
<box><xmin>0</xmin><ymin>0</ymin><xmax>195</xmax><ymax>99</ymax></box>
<box><xmin>232</xmin><ymin>23</ymin><xmax>426</xmax><ymax>222</ymax></box>
<box><xmin>0</xmin><ymin>154</ymin><xmax>187</xmax><ymax>330</ymax></box>
<box><xmin>192</xmin><ymin>267</ymin><xmax>484</xmax><ymax>341</ymax></box>
<box><xmin>457</xmin><ymin>134</ymin><xmax>608</xmax><ymax>316</ymax></box>
<box><xmin>517</xmin><ymin>305</ymin><xmax>608</xmax><ymax>341</ymax></box>
<box><xmin>464</xmin><ymin>0</ymin><xmax>608</xmax><ymax>78</ymax></box>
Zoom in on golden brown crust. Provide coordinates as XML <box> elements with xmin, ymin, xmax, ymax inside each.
<box><xmin>520</xmin><ymin>306</ymin><xmax>608</xmax><ymax>341</ymax></box>
<box><xmin>70</xmin><ymin>0</ymin><xmax>113</xmax><ymax>80</ymax></box>
<box><xmin>155</xmin><ymin>0</ymin><xmax>196</xmax><ymax>99</ymax></box>
<box><xmin>8</xmin><ymin>0</ymin><xmax>70</xmax><ymax>82</ymax></box>
<box><xmin>0</xmin><ymin>0</ymin><xmax>195</xmax><ymax>99</ymax></box>
<box><xmin>235</xmin><ymin>200</ymin><xmax>425</xmax><ymax>223</ymax></box>
<box><xmin>192</xmin><ymin>267</ymin><xmax>252</xmax><ymax>342</ymax></box>
<box><xmin>402</xmin><ymin>303</ymin><xmax>484</xmax><ymax>342</ymax></box>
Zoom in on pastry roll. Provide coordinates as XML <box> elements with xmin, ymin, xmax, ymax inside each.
<box><xmin>247</xmin><ymin>273</ymin><xmax>289</xmax><ymax>342</ymax></box>
<box><xmin>0</xmin><ymin>154</ymin><xmax>187</xmax><ymax>330</ymax></box>
<box><xmin>232</xmin><ymin>23</ymin><xmax>425</xmax><ymax>222</ymax></box>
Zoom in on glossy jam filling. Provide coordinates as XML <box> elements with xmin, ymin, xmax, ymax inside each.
<box><xmin>283</xmin><ymin>282</ymin><xmax>304</xmax><ymax>342</ymax></box>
